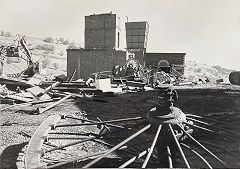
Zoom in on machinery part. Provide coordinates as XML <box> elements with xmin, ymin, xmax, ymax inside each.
<box><xmin>25</xmin><ymin>115</ymin><xmax>61</xmax><ymax>169</ymax></box>
<box><xmin>24</xmin><ymin>112</ymin><xmax>240</xmax><ymax>168</ymax></box>
<box><xmin>24</xmin><ymin>88</ymin><xmax>240</xmax><ymax>168</ymax></box>
<box><xmin>229</xmin><ymin>71</ymin><xmax>240</xmax><ymax>85</ymax></box>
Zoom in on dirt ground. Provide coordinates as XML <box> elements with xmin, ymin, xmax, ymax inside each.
<box><xmin>1</xmin><ymin>86</ymin><xmax>240</xmax><ymax>168</ymax></box>
<box><xmin>0</xmin><ymin>99</ymin><xmax>81</xmax><ymax>169</ymax></box>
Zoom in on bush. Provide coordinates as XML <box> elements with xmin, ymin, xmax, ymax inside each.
<box><xmin>0</xmin><ymin>30</ymin><xmax>4</xmax><ymax>36</ymax></box>
<box><xmin>194</xmin><ymin>68</ymin><xmax>202</xmax><ymax>73</ymax></box>
<box><xmin>43</xmin><ymin>37</ymin><xmax>54</xmax><ymax>43</ymax></box>
<box><xmin>62</xmin><ymin>40</ymin><xmax>69</xmax><ymax>45</ymax></box>
<box><xmin>53</xmin><ymin>62</ymin><xmax>59</xmax><ymax>70</ymax></box>
<box><xmin>41</xmin><ymin>58</ymin><xmax>51</xmax><ymax>68</ymax></box>
<box><xmin>35</xmin><ymin>44</ymin><xmax>55</xmax><ymax>53</ymax></box>
<box><xmin>68</xmin><ymin>42</ymin><xmax>78</xmax><ymax>49</ymax></box>
<box><xmin>5</xmin><ymin>32</ymin><xmax>11</xmax><ymax>37</ymax></box>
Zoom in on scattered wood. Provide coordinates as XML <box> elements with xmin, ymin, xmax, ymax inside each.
<box><xmin>36</xmin><ymin>94</ymin><xmax>72</xmax><ymax>114</ymax></box>
<box><xmin>37</xmin><ymin>81</ymin><xmax>61</xmax><ymax>97</ymax></box>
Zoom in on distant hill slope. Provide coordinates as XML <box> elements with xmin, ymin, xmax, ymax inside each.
<box><xmin>0</xmin><ymin>34</ymin><xmax>234</xmax><ymax>81</ymax></box>
<box><xmin>185</xmin><ymin>60</ymin><xmax>233</xmax><ymax>82</ymax></box>
<box><xmin>0</xmin><ymin>35</ymin><xmax>71</xmax><ymax>76</ymax></box>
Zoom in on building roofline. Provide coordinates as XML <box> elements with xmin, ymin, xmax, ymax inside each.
<box><xmin>145</xmin><ymin>52</ymin><xmax>186</xmax><ymax>55</ymax></box>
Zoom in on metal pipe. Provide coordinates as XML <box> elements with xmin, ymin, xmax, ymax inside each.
<box><xmin>48</xmin><ymin>132</ymin><xmax>97</xmax><ymax>136</ymax></box>
<box><xmin>47</xmin><ymin>136</ymin><xmax>90</xmax><ymax>140</ymax></box>
<box><xmin>184</xmin><ymin>122</ymin><xmax>239</xmax><ymax>141</ymax></box>
<box><xmin>65</xmin><ymin>115</ymin><xmax>124</xmax><ymax>129</ymax></box>
<box><xmin>168</xmin><ymin>124</ymin><xmax>190</xmax><ymax>168</ymax></box>
<box><xmin>43</xmin><ymin>125</ymin><xmax>128</xmax><ymax>154</ymax></box>
<box><xmin>186</xmin><ymin>114</ymin><xmax>240</xmax><ymax>129</ymax></box>
<box><xmin>187</xmin><ymin>117</ymin><xmax>240</xmax><ymax>138</ymax></box>
<box><xmin>46</xmin><ymin>144</ymin><xmax>129</xmax><ymax>169</ymax></box>
<box><xmin>37</xmin><ymin>94</ymin><xmax>72</xmax><ymax>114</ymax></box>
<box><xmin>119</xmin><ymin>149</ymin><xmax>149</xmax><ymax>168</ymax></box>
<box><xmin>142</xmin><ymin>124</ymin><xmax>162</xmax><ymax>168</ymax></box>
<box><xmin>198</xmin><ymin>140</ymin><xmax>240</xmax><ymax>161</ymax></box>
<box><xmin>167</xmin><ymin>146</ymin><xmax>173</xmax><ymax>168</ymax></box>
<box><xmin>37</xmin><ymin>81</ymin><xmax>61</xmax><ymax>97</ymax></box>
<box><xmin>43</xmin><ymin>136</ymin><xmax>96</xmax><ymax>154</ymax></box>
<box><xmin>180</xmin><ymin>143</ymin><xmax>212</xmax><ymax>169</ymax></box>
<box><xmin>56</xmin><ymin>116</ymin><xmax>144</xmax><ymax>128</ymax></box>
<box><xmin>83</xmin><ymin>124</ymin><xmax>151</xmax><ymax>168</ymax></box>
<box><xmin>46</xmin><ymin>150</ymin><xmax>108</xmax><ymax>169</ymax></box>
<box><xmin>176</xmin><ymin>124</ymin><xmax>228</xmax><ymax>168</ymax></box>
<box><xmin>0</xmin><ymin>97</ymin><xmax>61</xmax><ymax>111</ymax></box>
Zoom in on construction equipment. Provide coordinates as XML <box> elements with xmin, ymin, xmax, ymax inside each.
<box><xmin>0</xmin><ymin>35</ymin><xmax>39</xmax><ymax>79</ymax></box>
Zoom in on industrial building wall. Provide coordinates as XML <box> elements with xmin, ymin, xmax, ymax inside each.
<box><xmin>67</xmin><ymin>49</ymin><xmax>126</xmax><ymax>80</ymax></box>
<box><xmin>144</xmin><ymin>53</ymin><xmax>186</xmax><ymax>74</ymax></box>
<box><xmin>85</xmin><ymin>13</ymin><xmax>120</xmax><ymax>49</ymax></box>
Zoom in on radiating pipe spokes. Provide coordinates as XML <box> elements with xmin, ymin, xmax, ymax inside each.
<box><xmin>186</xmin><ymin>117</ymin><xmax>240</xmax><ymax>138</ymax></box>
<box><xmin>176</xmin><ymin>123</ymin><xmax>229</xmax><ymax>168</ymax></box>
<box><xmin>168</xmin><ymin>124</ymin><xmax>190</xmax><ymax>168</ymax></box>
<box><xmin>180</xmin><ymin>143</ymin><xmax>213</xmax><ymax>169</ymax></box>
<box><xmin>119</xmin><ymin>149</ymin><xmax>149</xmax><ymax>168</ymax></box>
<box><xmin>83</xmin><ymin>124</ymin><xmax>151</xmax><ymax>168</ymax></box>
<box><xmin>142</xmin><ymin>124</ymin><xmax>162</xmax><ymax>168</ymax></box>
<box><xmin>166</xmin><ymin>146</ymin><xmax>173</xmax><ymax>168</ymax></box>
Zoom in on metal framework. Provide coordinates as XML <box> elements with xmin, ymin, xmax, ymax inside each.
<box><xmin>24</xmin><ymin>110</ymin><xmax>240</xmax><ymax>168</ymax></box>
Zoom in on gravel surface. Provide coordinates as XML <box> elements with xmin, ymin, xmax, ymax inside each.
<box><xmin>1</xmin><ymin>86</ymin><xmax>240</xmax><ymax>168</ymax></box>
<box><xmin>0</xmin><ymin>99</ymin><xmax>81</xmax><ymax>169</ymax></box>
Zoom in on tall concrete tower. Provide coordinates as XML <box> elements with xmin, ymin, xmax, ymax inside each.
<box><xmin>125</xmin><ymin>21</ymin><xmax>149</xmax><ymax>65</ymax></box>
<box><xmin>85</xmin><ymin>13</ymin><xmax>121</xmax><ymax>49</ymax></box>
<box><xmin>125</xmin><ymin>21</ymin><xmax>149</xmax><ymax>51</ymax></box>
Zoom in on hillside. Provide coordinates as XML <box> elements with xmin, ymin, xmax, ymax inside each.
<box><xmin>0</xmin><ymin>34</ymin><xmax>234</xmax><ymax>82</ymax></box>
<box><xmin>184</xmin><ymin>60</ymin><xmax>233</xmax><ymax>82</ymax></box>
<box><xmin>0</xmin><ymin>34</ymin><xmax>73</xmax><ymax>77</ymax></box>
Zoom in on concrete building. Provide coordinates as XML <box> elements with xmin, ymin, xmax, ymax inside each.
<box><xmin>125</xmin><ymin>21</ymin><xmax>149</xmax><ymax>50</ymax></box>
<box><xmin>125</xmin><ymin>21</ymin><xmax>149</xmax><ymax>65</ymax></box>
<box><xmin>85</xmin><ymin>13</ymin><xmax>121</xmax><ymax>50</ymax></box>
<box><xmin>67</xmin><ymin>49</ymin><xmax>126</xmax><ymax>80</ymax></box>
<box><xmin>67</xmin><ymin>13</ymin><xmax>186</xmax><ymax>80</ymax></box>
<box><xmin>144</xmin><ymin>53</ymin><xmax>186</xmax><ymax>75</ymax></box>
<box><xmin>67</xmin><ymin>13</ymin><xmax>126</xmax><ymax>80</ymax></box>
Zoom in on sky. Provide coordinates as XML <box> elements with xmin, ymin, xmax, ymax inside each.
<box><xmin>1</xmin><ymin>0</ymin><xmax>240</xmax><ymax>70</ymax></box>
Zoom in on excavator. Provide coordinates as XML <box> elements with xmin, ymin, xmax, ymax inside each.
<box><xmin>0</xmin><ymin>35</ymin><xmax>40</xmax><ymax>89</ymax></box>
<box><xmin>0</xmin><ymin>34</ymin><xmax>39</xmax><ymax>79</ymax></box>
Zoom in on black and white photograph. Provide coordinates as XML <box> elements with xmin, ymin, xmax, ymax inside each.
<box><xmin>1</xmin><ymin>0</ymin><xmax>240</xmax><ymax>168</ymax></box>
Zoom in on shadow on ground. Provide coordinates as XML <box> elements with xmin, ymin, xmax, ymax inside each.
<box><xmin>0</xmin><ymin>142</ymin><xmax>28</xmax><ymax>169</ymax></box>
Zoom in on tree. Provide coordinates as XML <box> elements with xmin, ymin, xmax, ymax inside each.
<box><xmin>43</xmin><ymin>37</ymin><xmax>54</xmax><ymax>43</ymax></box>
